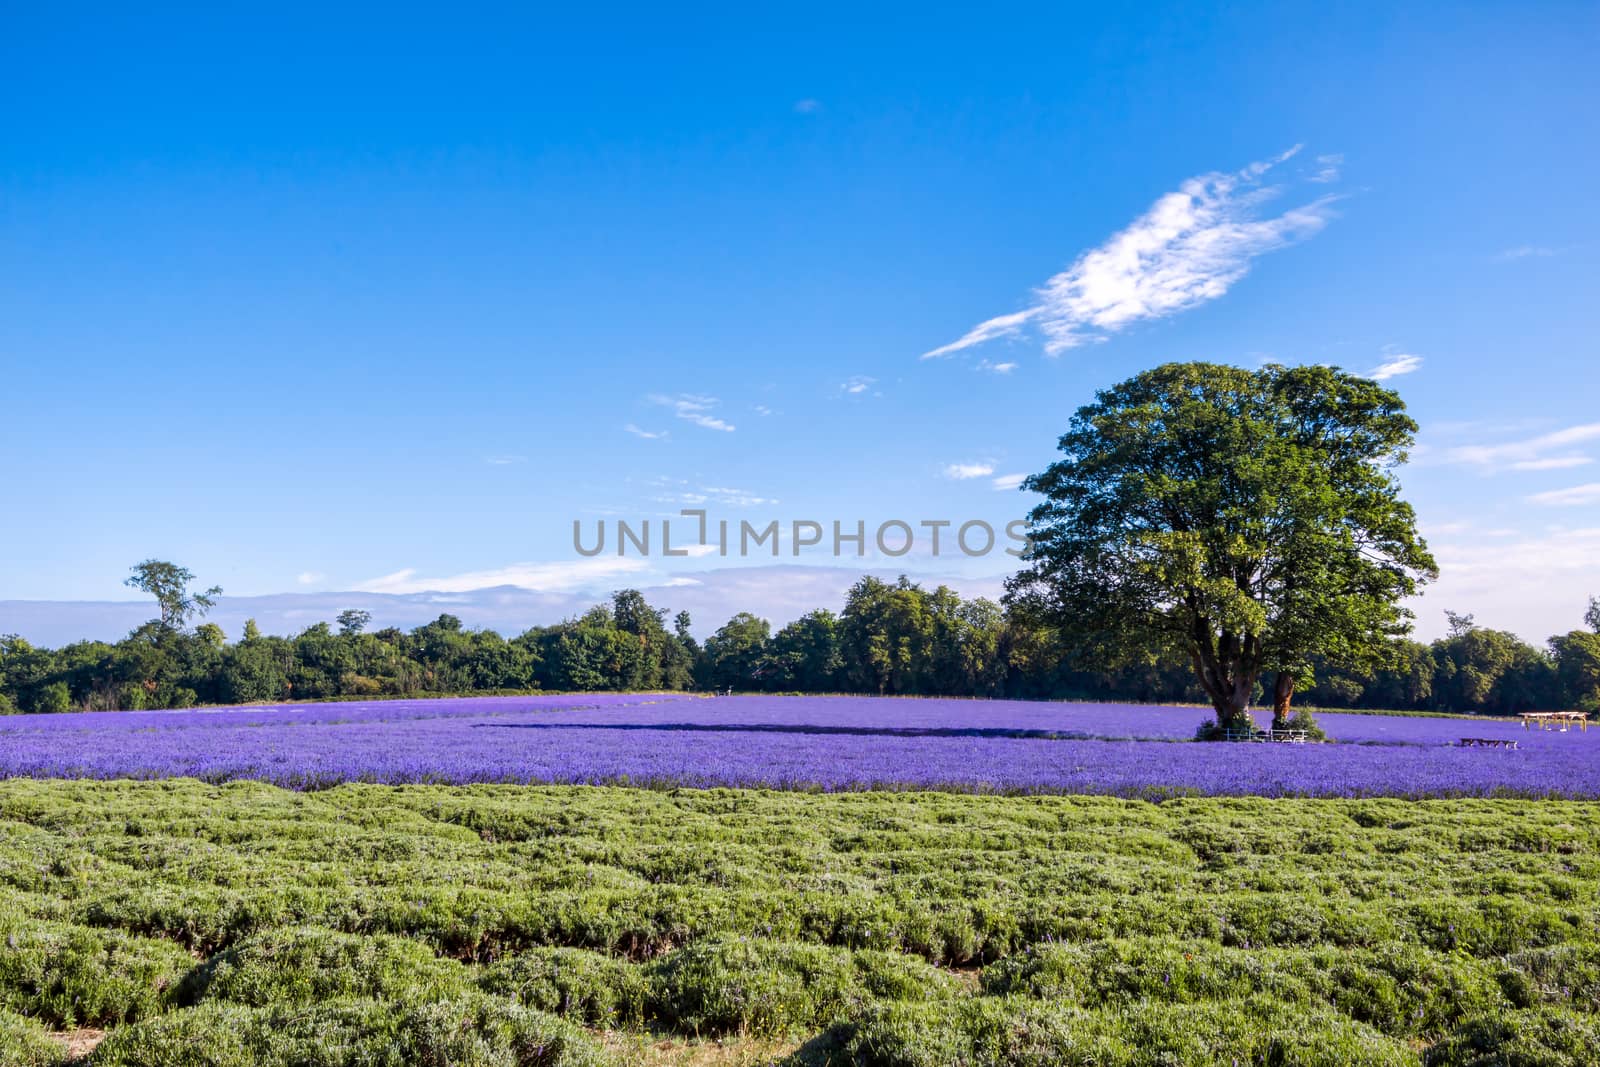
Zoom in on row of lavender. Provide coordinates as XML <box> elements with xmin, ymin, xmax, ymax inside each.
<box><xmin>0</xmin><ymin>694</ymin><xmax>1593</xmax><ymax>797</ymax></box>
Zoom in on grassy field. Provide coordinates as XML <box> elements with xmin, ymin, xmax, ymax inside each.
<box><xmin>0</xmin><ymin>780</ymin><xmax>1597</xmax><ymax>1065</ymax></box>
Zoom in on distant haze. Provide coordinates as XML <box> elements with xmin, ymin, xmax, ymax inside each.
<box><xmin>0</xmin><ymin>566</ymin><xmax>1009</xmax><ymax>646</ymax></box>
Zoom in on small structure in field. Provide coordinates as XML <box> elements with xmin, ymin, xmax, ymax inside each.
<box><xmin>1220</xmin><ymin>726</ymin><xmax>1311</xmax><ymax>743</ymax></box>
<box><xmin>1518</xmin><ymin>711</ymin><xmax>1591</xmax><ymax>733</ymax></box>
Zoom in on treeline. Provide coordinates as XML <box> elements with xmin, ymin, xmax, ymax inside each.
<box><xmin>2</xmin><ymin>577</ymin><xmax>1598</xmax><ymax>716</ymax></box>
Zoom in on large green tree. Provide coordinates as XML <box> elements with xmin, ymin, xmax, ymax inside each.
<box><xmin>1006</xmin><ymin>362</ymin><xmax>1438</xmax><ymax>732</ymax></box>
<box><xmin>700</xmin><ymin>612</ymin><xmax>772</xmax><ymax>691</ymax></box>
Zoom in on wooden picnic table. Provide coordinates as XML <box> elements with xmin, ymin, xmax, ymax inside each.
<box><xmin>1518</xmin><ymin>711</ymin><xmax>1590</xmax><ymax>732</ymax></box>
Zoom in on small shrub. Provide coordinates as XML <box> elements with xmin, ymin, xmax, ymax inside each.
<box><xmin>646</xmin><ymin>938</ymin><xmax>958</xmax><ymax>1037</ymax></box>
<box><xmin>0</xmin><ymin>918</ymin><xmax>192</xmax><ymax>1028</ymax></box>
<box><xmin>179</xmin><ymin>925</ymin><xmax>468</xmax><ymax>1006</ymax></box>
<box><xmin>841</xmin><ymin>996</ymin><xmax>1419</xmax><ymax>1067</ymax></box>
<box><xmin>1425</xmin><ymin>1008</ymin><xmax>1600</xmax><ymax>1067</ymax></box>
<box><xmin>89</xmin><ymin>995</ymin><xmax>615</xmax><ymax>1067</ymax></box>
<box><xmin>477</xmin><ymin>947</ymin><xmax>649</xmax><ymax>1027</ymax></box>
<box><xmin>1498</xmin><ymin>945</ymin><xmax>1600</xmax><ymax>1012</ymax></box>
<box><xmin>1284</xmin><ymin>708</ymin><xmax>1328</xmax><ymax>741</ymax></box>
<box><xmin>0</xmin><ymin>1010</ymin><xmax>67</xmax><ymax>1067</ymax></box>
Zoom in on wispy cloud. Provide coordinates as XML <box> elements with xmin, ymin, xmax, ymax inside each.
<box><xmin>944</xmin><ymin>462</ymin><xmax>995</xmax><ymax>480</ymax></box>
<box><xmin>1495</xmin><ymin>245</ymin><xmax>1556</xmax><ymax>261</ymax></box>
<box><xmin>650</xmin><ymin>394</ymin><xmax>735</xmax><ymax>432</ymax></box>
<box><xmin>651</xmin><ymin>482</ymin><xmax>779</xmax><ymax>508</ymax></box>
<box><xmin>922</xmin><ymin>147</ymin><xmax>1338</xmax><ymax>359</ymax></box>
<box><xmin>1431</xmin><ymin>423</ymin><xmax>1600</xmax><ymax>472</ymax></box>
<box><xmin>1510</xmin><ymin>456</ymin><xmax>1593</xmax><ymax>472</ymax></box>
<box><xmin>701</xmin><ymin>486</ymin><xmax>779</xmax><ymax>507</ymax></box>
<box><xmin>624</xmin><ymin>424</ymin><xmax>669</xmax><ymax>440</ymax></box>
<box><xmin>977</xmin><ymin>359</ymin><xmax>1018</xmax><ymax>375</ymax></box>
<box><xmin>991</xmin><ymin>473</ymin><xmax>1026</xmax><ymax>491</ymax></box>
<box><xmin>1308</xmin><ymin>153</ymin><xmax>1343</xmax><ymax>183</ymax></box>
<box><xmin>1528</xmin><ymin>483</ymin><xmax>1600</xmax><ymax>507</ymax></box>
<box><xmin>1367</xmin><ymin>352</ymin><xmax>1423</xmax><ymax>380</ymax></box>
<box><xmin>840</xmin><ymin>376</ymin><xmax>876</xmax><ymax>396</ymax></box>
<box><xmin>793</xmin><ymin>98</ymin><xmax>821</xmax><ymax>114</ymax></box>
<box><xmin>485</xmin><ymin>455</ymin><xmax>526</xmax><ymax>465</ymax></box>
<box><xmin>358</xmin><ymin>558</ymin><xmax>648</xmax><ymax>595</ymax></box>
<box><xmin>296</xmin><ymin>572</ymin><xmax>324</xmax><ymax>586</ymax></box>
<box><xmin>753</xmin><ymin>404</ymin><xmax>773</xmax><ymax>416</ymax></box>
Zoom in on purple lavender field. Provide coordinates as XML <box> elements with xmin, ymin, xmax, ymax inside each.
<box><xmin>1</xmin><ymin>693</ymin><xmax>1595</xmax><ymax>797</ymax></box>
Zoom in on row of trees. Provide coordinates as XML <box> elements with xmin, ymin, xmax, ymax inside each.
<box><xmin>2</xmin><ymin>572</ymin><xmax>1597</xmax><ymax>716</ymax></box>
<box><xmin>4</xmin><ymin>361</ymin><xmax>1595</xmax><ymax>727</ymax></box>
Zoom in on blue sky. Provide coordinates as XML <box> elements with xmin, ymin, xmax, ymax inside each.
<box><xmin>2</xmin><ymin>2</ymin><xmax>1598</xmax><ymax>642</ymax></box>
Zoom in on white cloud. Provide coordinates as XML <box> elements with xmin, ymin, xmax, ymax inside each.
<box><xmin>944</xmin><ymin>462</ymin><xmax>995</xmax><ymax>480</ymax></box>
<box><xmin>1415</xmin><ymin>526</ymin><xmax>1600</xmax><ymax>641</ymax></box>
<box><xmin>923</xmin><ymin>146</ymin><xmax>1338</xmax><ymax>359</ymax></box>
<box><xmin>992</xmin><ymin>473</ymin><xmax>1026</xmax><ymax>491</ymax></box>
<box><xmin>1308</xmin><ymin>153</ymin><xmax>1344</xmax><ymax>183</ymax></box>
<box><xmin>1511</xmin><ymin>456</ymin><xmax>1593</xmax><ymax>472</ymax></box>
<box><xmin>357</xmin><ymin>558</ymin><xmax>648</xmax><ymax>595</ymax></box>
<box><xmin>650</xmin><ymin>394</ymin><xmax>735</xmax><ymax>432</ymax></box>
<box><xmin>624</xmin><ymin>424</ymin><xmax>669</xmax><ymax>440</ymax></box>
<box><xmin>923</xmin><ymin>310</ymin><xmax>1039</xmax><ymax>362</ymax></box>
<box><xmin>485</xmin><ymin>455</ymin><xmax>526</xmax><ymax>465</ymax></box>
<box><xmin>840</xmin><ymin>376</ymin><xmax>876</xmax><ymax>396</ymax></box>
<box><xmin>1495</xmin><ymin>245</ymin><xmax>1556</xmax><ymax>261</ymax></box>
<box><xmin>753</xmin><ymin>404</ymin><xmax>773</xmax><ymax>416</ymax></box>
<box><xmin>1367</xmin><ymin>352</ymin><xmax>1423</xmax><ymax>380</ymax></box>
<box><xmin>653</xmin><ymin>486</ymin><xmax>778</xmax><ymax>508</ymax></box>
<box><xmin>296</xmin><ymin>572</ymin><xmax>325</xmax><ymax>585</ymax></box>
<box><xmin>701</xmin><ymin>486</ymin><xmax>779</xmax><ymax>507</ymax></box>
<box><xmin>977</xmin><ymin>359</ymin><xmax>1018</xmax><ymax>375</ymax></box>
<box><xmin>1528</xmin><ymin>483</ymin><xmax>1600</xmax><ymax>507</ymax></box>
<box><xmin>1433</xmin><ymin>423</ymin><xmax>1600</xmax><ymax>472</ymax></box>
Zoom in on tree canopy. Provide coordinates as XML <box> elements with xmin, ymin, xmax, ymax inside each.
<box><xmin>1006</xmin><ymin>362</ymin><xmax>1438</xmax><ymax>730</ymax></box>
<box><xmin>125</xmin><ymin>560</ymin><xmax>222</xmax><ymax>632</ymax></box>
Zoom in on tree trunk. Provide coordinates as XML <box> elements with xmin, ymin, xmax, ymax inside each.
<box><xmin>1271</xmin><ymin>671</ymin><xmax>1295</xmax><ymax>729</ymax></box>
<box><xmin>1217</xmin><ymin>697</ymin><xmax>1252</xmax><ymax>734</ymax></box>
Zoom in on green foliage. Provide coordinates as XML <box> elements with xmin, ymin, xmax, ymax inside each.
<box><xmin>478</xmin><ymin>948</ymin><xmax>649</xmax><ymax>1027</ymax></box>
<box><xmin>700</xmin><ymin>612</ymin><xmax>772</xmax><ymax>690</ymax></box>
<box><xmin>765</xmin><ymin>610</ymin><xmax>843</xmax><ymax>691</ymax></box>
<box><xmin>979</xmin><ymin>940</ymin><xmax>1510</xmax><ymax>1038</ymax></box>
<box><xmin>645</xmin><ymin>939</ymin><xmax>958</xmax><ymax>1037</ymax></box>
<box><xmin>3</xmin><ymin>579</ymin><xmax>1594</xmax><ymax>713</ymax></box>
<box><xmin>1549</xmin><ymin>629</ymin><xmax>1600</xmax><ymax>712</ymax></box>
<box><xmin>1007</xmin><ymin>362</ymin><xmax>1438</xmax><ymax>727</ymax></box>
<box><xmin>1424</xmin><ymin>1008</ymin><xmax>1600</xmax><ymax>1067</ymax></box>
<box><xmin>1433</xmin><ymin>619</ymin><xmax>1557</xmax><ymax>713</ymax></box>
<box><xmin>0</xmin><ymin>914</ymin><xmax>192</xmax><ymax>1027</ymax></box>
<box><xmin>1</xmin><ymin>782</ymin><xmax>1598</xmax><ymax>1062</ymax></box>
<box><xmin>32</xmin><ymin>681</ymin><xmax>70</xmax><ymax>714</ymax></box>
<box><xmin>838</xmin><ymin>996</ymin><xmax>1420</xmax><ymax>1067</ymax></box>
<box><xmin>179</xmin><ymin>925</ymin><xmax>469</xmax><ymax>1006</ymax></box>
<box><xmin>336</xmin><ymin>609</ymin><xmax>372</xmax><ymax>636</ymax></box>
<box><xmin>125</xmin><ymin>559</ymin><xmax>221</xmax><ymax>632</ymax></box>
<box><xmin>90</xmin><ymin>995</ymin><xmax>615</xmax><ymax>1066</ymax></box>
<box><xmin>0</xmin><ymin>1009</ymin><xmax>68</xmax><ymax>1067</ymax></box>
